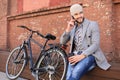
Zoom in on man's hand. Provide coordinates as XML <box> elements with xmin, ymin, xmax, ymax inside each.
<box><xmin>68</xmin><ymin>54</ymin><xmax>86</xmax><ymax>65</ymax></box>
<box><xmin>66</xmin><ymin>18</ymin><xmax>75</xmax><ymax>32</ymax></box>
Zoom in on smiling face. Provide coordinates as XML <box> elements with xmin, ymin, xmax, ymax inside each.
<box><xmin>72</xmin><ymin>11</ymin><xmax>84</xmax><ymax>24</ymax></box>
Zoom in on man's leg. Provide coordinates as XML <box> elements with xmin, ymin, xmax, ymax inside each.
<box><xmin>68</xmin><ymin>55</ymin><xmax>95</xmax><ymax>80</ymax></box>
<box><xmin>66</xmin><ymin>63</ymin><xmax>74</xmax><ymax>80</ymax></box>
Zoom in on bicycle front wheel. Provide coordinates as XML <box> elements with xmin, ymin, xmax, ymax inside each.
<box><xmin>6</xmin><ymin>46</ymin><xmax>27</xmax><ymax>80</ymax></box>
<box><xmin>35</xmin><ymin>48</ymin><xmax>68</xmax><ymax>80</ymax></box>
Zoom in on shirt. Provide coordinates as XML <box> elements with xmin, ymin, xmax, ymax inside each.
<box><xmin>73</xmin><ymin>24</ymin><xmax>88</xmax><ymax>54</ymax></box>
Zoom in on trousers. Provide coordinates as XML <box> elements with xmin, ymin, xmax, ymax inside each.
<box><xmin>66</xmin><ymin>55</ymin><xmax>96</xmax><ymax>80</ymax></box>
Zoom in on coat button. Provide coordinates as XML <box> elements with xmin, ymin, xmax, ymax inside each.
<box><xmin>88</xmin><ymin>36</ymin><xmax>91</xmax><ymax>38</ymax></box>
<box><xmin>88</xmin><ymin>45</ymin><xmax>90</xmax><ymax>47</ymax></box>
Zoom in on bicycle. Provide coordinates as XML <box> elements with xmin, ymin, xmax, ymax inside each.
<box><xmin>6</xmin><ymin>25</ymin><xmax>68</xmax><ymax>80</ymax></box>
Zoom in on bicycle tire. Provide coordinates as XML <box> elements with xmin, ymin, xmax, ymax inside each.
<box><xmin>6</xmin><ymin>46</ymin><xmax>27</xmax><ymax>80</ymax></box>
<box><xmin>35</xmin><ymin>48</ymin><xmax>68</xmax><ymax>80</ymax></box>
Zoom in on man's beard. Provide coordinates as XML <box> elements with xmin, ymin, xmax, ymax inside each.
<box><xmin>75</xmin><ymin>17</ymin><xmax>84</xmax><ymax>24</ymax></box>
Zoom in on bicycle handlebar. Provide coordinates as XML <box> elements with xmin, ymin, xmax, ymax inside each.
<box><xmin>17</xmin><ymin>25</ymin><xmax>56</xmax><ymax>40</ymax></box>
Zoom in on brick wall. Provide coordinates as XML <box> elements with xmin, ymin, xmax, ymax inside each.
<box><xmin>0</xmin><ymin>0</ymin><xmax>8</xmax><ymax>50</ymax></box>
<box><xmin>7</xmin><ymin>6</ymin><xmax>70</xmax><ymax>54</ymax></box>
<box><xmin>0</xmin><ymin>0</ymin><xmax>119</xmax><ymax>66</ymax></box>
<box><xmin>0</xmin><ymin>0</ymin><xmax>120</xmax><ymax>79</ymax></box>
<box><xmin>23</xmin><ymin>0</ymin><xmax>50</xmax><ymax>12</ymax></box>
<box><xmin>7</xmin><ymin>0</ymin><xmax>115</xmax><ymax>61</ymax></box>
<box><xmin>8</xmin><ymin>0</ymin><xmax>18</xmax><ymax>15</ymax></box>
<box><xmin>112</xmin><ymin>1</ymin><xmax>120</xmax><ymax>62</ymax></box>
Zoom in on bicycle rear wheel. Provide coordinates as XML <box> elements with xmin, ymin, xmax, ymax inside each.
<box><xmin>6</xmin><ymin>46</ymin><xmax>27</xmax><ymax>79</ymax></box>
<box><xmin>35</xmin><ymin>48</ymin><xmax>68</xmax><ymax>80</ymax></box>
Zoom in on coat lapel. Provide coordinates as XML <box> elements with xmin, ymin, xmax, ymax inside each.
<box><xmin>70</xmin><ymin>26</ymin><xmax>76</xmax><ymax>53</ymax></box>
<box><xmin>82</xmin><ymin>19</ymin><xmax>90</xmax><ymax>39</ymax></box>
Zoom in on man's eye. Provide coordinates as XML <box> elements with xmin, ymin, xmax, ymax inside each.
<box><xmin>74</xmin><ymin>13</ymin><xmax>78</xmax><ymax>15</ymax></box>
<box><xmin>80</xmin><ymin>12</ymin><xmax>83</xmax><ymax>14</ymax></box>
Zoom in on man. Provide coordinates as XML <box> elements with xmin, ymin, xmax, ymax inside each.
<box><xmin>60</xmin><ymin>4</ymin><xmax>111</xmax><ymax>80</ymax></box>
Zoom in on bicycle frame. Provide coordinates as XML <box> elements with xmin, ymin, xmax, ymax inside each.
<box><xmin>22</xmin><ymin>32</ymin><xmax>49</xmax><ymax>71</ymax></box>
<box><xmin>6</xmin><ymin>26</ymin><xmax>68</xmax><ymax>80</ymax></box>
<box><xmin>12</xmin><ymin>25</ymin><xmax>56</xmax><ymax>72</ymax></box>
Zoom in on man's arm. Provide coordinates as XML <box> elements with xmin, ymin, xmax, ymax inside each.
<box><xmin>60</xmin><ymin>32</ymin><xmax>70</xmax><ymax>45</ymax></box>
<box><xmin>60</xmin><ymin>18</ymin><xmax>75</xmax><ymax>45</ymax></box>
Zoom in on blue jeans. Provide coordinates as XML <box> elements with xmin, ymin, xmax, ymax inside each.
<box><xmin>66</xmin><ymin>55</ymin><xmax>96</xmax><ymax>80</ymax></box>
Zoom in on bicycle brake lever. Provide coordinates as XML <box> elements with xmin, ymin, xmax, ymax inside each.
<box><xmin>17</xmin><ymin>25</ymin><xmax>32</xmax><ymax>32</ymax></box>
<box><xmin>17</xmin><ymin>25</ymin><xmax>26</xmax><ymax>28</ymax></box>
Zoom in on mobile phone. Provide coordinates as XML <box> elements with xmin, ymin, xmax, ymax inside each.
<box><xmin>71</xmin><ymin>16</ymin><xmax>78</xmax><ymax>26</ymax></box>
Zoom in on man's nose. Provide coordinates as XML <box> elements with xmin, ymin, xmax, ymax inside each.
<box><xmin>77</xmin><ymin>14</ymin><xmax>82</xmax><ymax>18</ymax></box>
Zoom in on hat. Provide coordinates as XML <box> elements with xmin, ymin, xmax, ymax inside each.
<box><xmin>70</xmin><ymin>4</ymin><xmax>83</xmax><ymax>16</ymax></box>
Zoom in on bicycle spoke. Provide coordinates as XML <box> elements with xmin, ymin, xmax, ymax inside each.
<box><xmin>6</xmin><ymin>47</ymin><xmax>26</xmax><ymax>79</ymax></box>
<box><xmin>43</xmin><ymin>56</ymin><xmax>50</xmax><ymax>66</ymax></box>
<box><xmin>55</xmin><ymin>70</ymin><xmax>63</xmax><ymax>77</ymax></box>
<box><xmin>42</xmin><ymin>72</ymin><xmax>49</xmax><ymax>79</ymax></box>
<box><xmin>52</xmin><ymin>73</ymin><xmax>61</xmax><ymax>80</ymax></box>
<box><xmin>36</xmin><ymin>48</ymin><xmax>67</xmax><ymax>80</ymax></box>
<box><xmin>49</xmin><ymin>74</ymin><xmax>52</xmax><ymax>80</ymax></box>
<box><xmin>51</xmin><ymin>53</ymin><xmax>59</xmax><ymax>66</ymax></box>
<box><xmin>52</xmin><ymin>75</ymin><xmax>58</xmax><ymax>80</ymax></box>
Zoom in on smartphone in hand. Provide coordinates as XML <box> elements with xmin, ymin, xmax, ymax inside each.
<box><xmin>71</xmin><ymin>16</ymin><xmax>78</xmax><ymax>26</ymax></box>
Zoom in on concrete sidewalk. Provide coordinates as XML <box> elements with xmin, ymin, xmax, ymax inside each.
<box><xmin>0</xmin><ymin>72</ymin><xmax>27</xmax><ymax>80</ymax></box>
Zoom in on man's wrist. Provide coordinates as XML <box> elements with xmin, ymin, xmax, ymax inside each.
<box><xmin>81</xmin><ymin>54</ymin><xmax>86</xmax><ymax>58</ymax></box>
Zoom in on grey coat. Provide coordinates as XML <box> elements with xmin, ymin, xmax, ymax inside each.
<box><xmin>60</xmin><ymin>18</ymin><xmax>111</xmax><ymax>70</ymax></box>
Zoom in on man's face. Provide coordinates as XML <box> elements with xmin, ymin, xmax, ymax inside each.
<box><xmin>73</xmin><ymin>12</ymin><xmax>84</xmax><ymax>23</ymax></box>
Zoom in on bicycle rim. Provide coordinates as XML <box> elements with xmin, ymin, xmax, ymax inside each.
<box><xmin>6</xmin><ymin>46</ymin><xmax>26</xmax><ymax>79</ymax></box>
<box><xmin>35</xmin><ymin>48</ymin><xmax>67</xmax><ymax>80</ymax></box>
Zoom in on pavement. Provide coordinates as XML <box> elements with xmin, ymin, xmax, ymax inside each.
<box><xmin>0</xmin><ymin>72</ymin><xmax>27</xmax><ymax>80</ymax></box>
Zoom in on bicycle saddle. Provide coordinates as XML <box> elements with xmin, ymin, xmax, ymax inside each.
<box><xmin>45</xmin><ymin>33</ymin><xmax>56</xmax><ymax>40</ymax></box>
